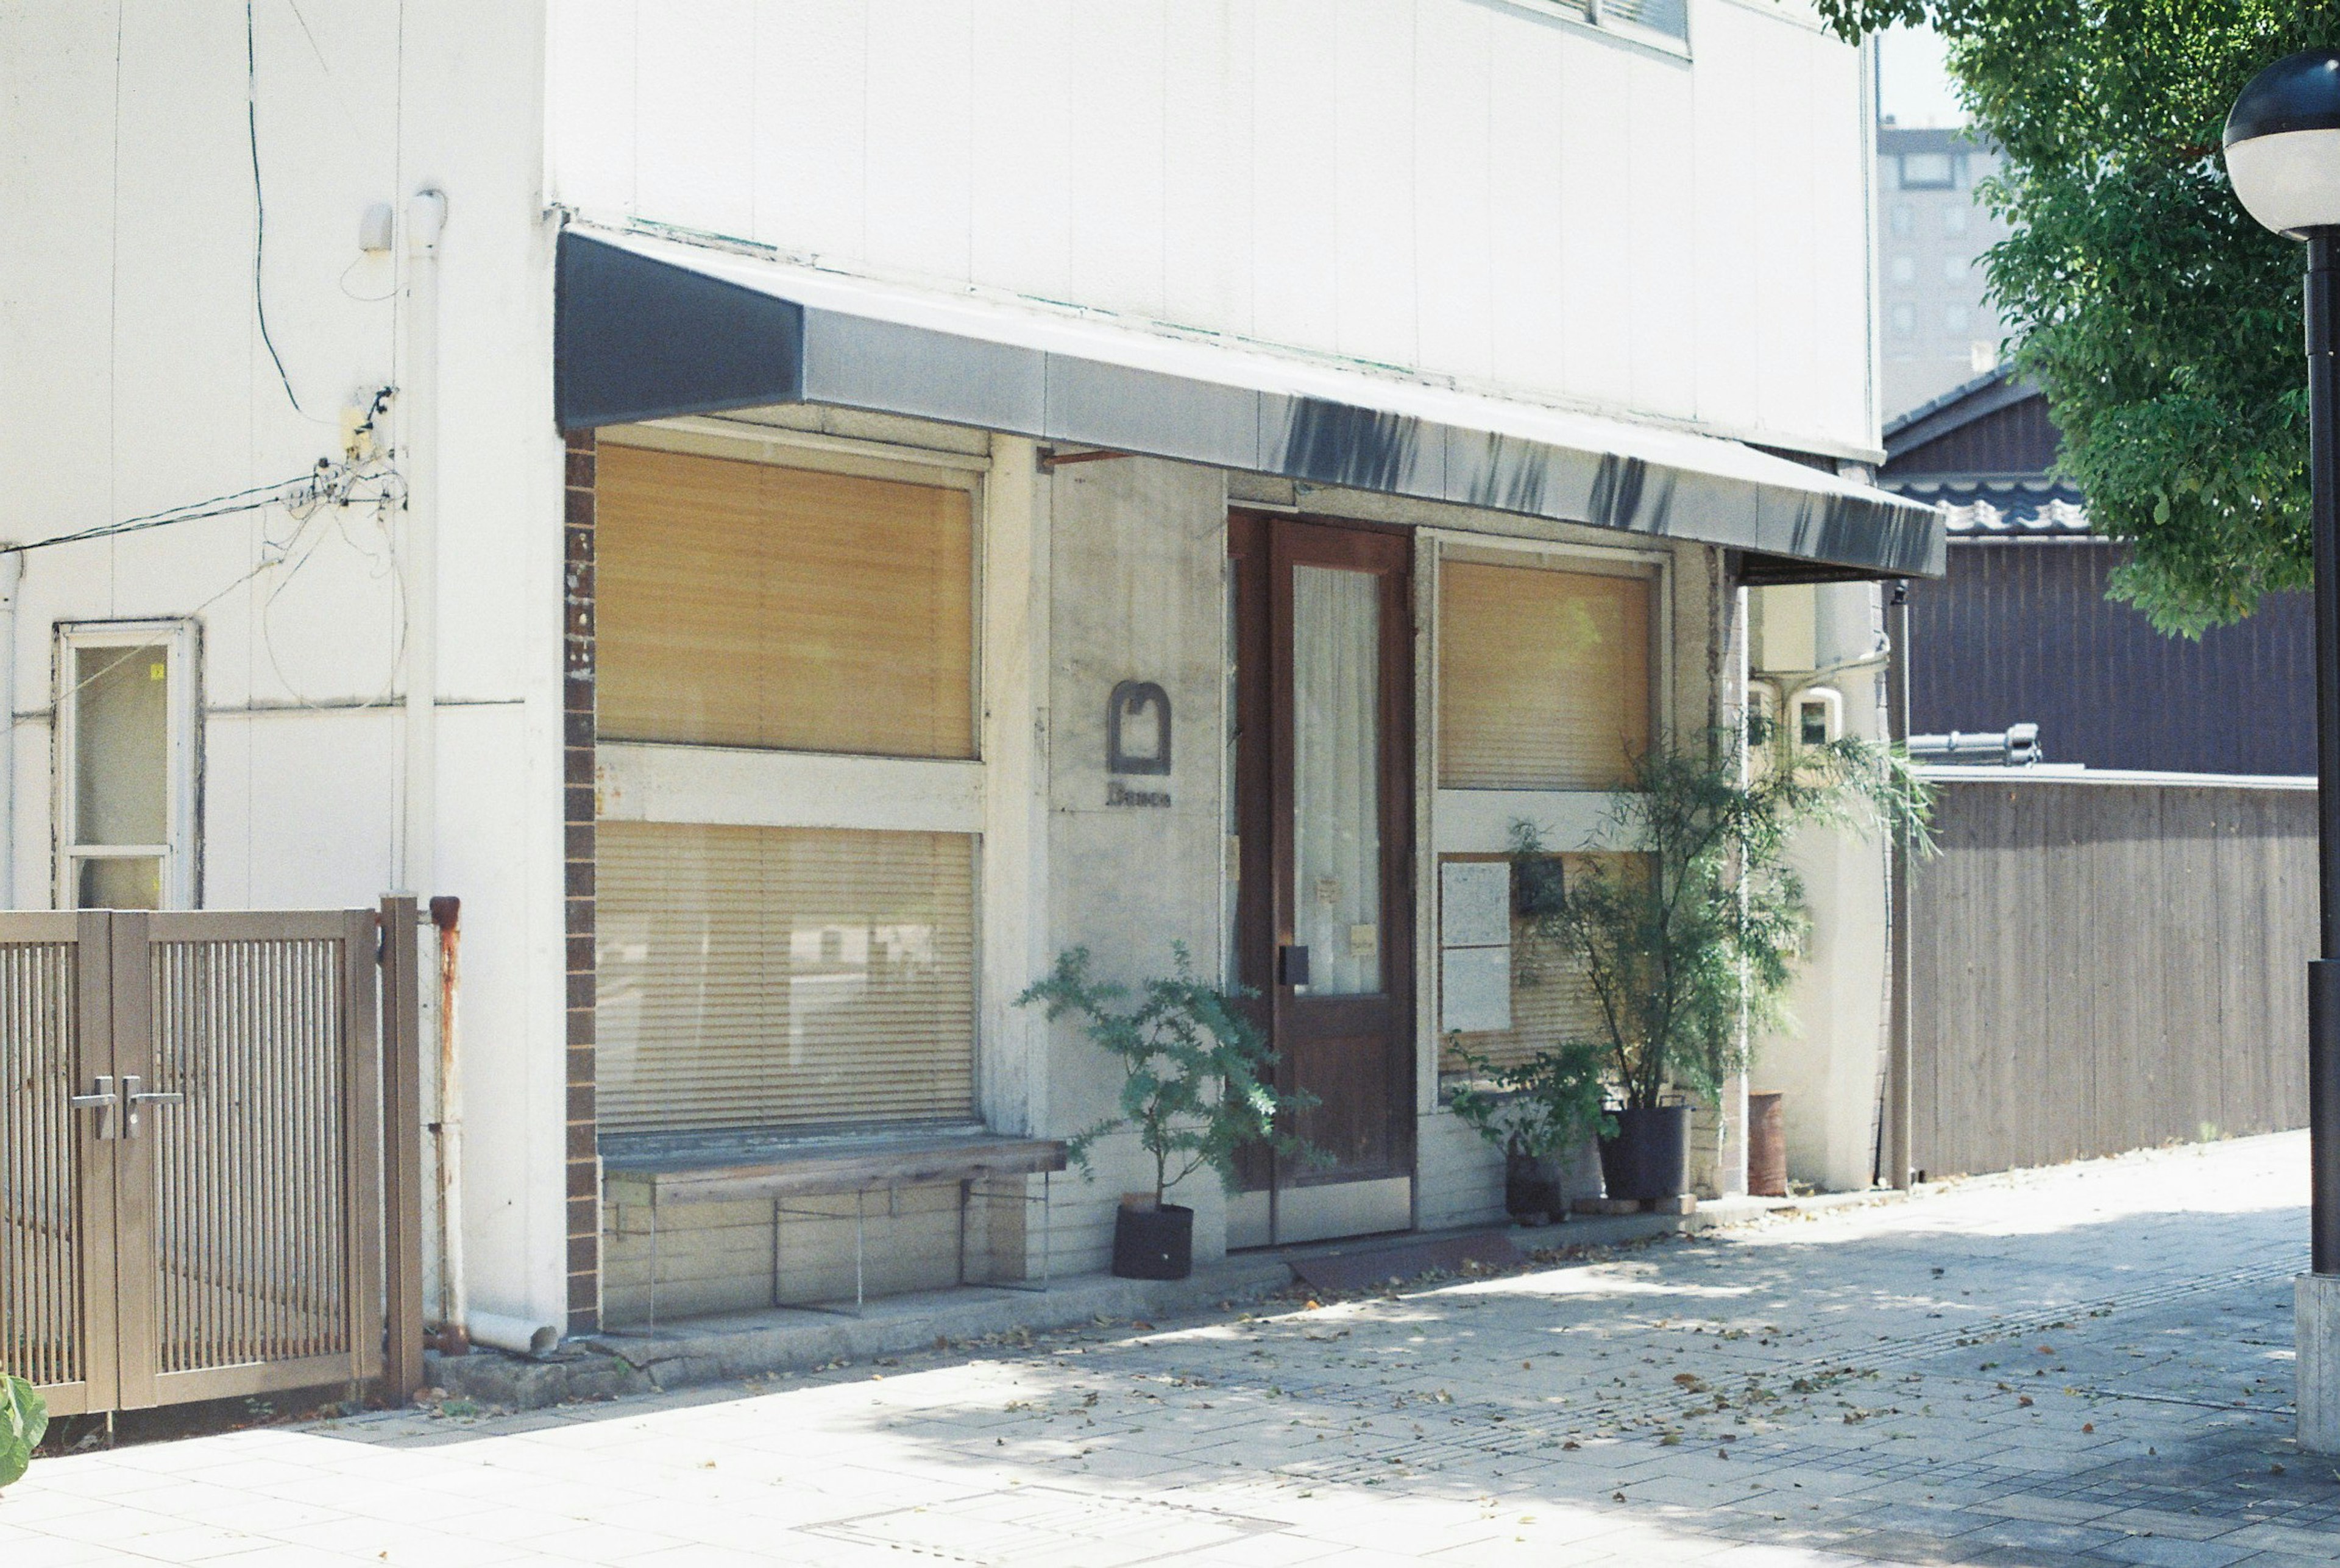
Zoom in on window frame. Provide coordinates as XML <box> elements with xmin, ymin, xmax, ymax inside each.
<box><xmin>1417</xmin><ymin>533</ymin><xmax>1671</xmax><ymax>1101</ymax></box>
<box><xmin>54</xmin><ymin>619</ymin><xmax>200</xmax><ymax>910</ymax></box>
<box><xmin>591</xmin><ymin>420</ymin><xmax>998</xmax><ymax>1135</ymax></box>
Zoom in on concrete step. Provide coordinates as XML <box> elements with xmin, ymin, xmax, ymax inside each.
<box><xmin>425</xmin><ymin>1255</ymin><xmax>1296</xmax><ymax>1411</ymax></box>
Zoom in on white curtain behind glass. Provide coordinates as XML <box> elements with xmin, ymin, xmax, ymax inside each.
<box><xmin>1291</xmin><ymin>566</ymin><xmax>1382</xmax><ymax>995</ymax></box>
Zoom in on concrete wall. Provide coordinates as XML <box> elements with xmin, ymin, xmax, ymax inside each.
<box><xmin>0</xmin><ymin>3</ymin><xmax>576</xmax><ymax>1326</ymax></box>
<box><xmin>544</xmin><ymin>0</ymin><xmax>1879</xmax><ymax>459</ymax></box>
<box><xmin>1039</xmin><ymin>455</ymin><xmax>1236</xmax><ymax>1275</ymax></box>
<box><xmin>1750</xmin><ymin>580</ymin><xmax>1892</xmax><ymax>1193</ymax></box>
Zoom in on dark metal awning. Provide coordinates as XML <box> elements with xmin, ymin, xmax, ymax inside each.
<box><xmin>555</xmin><ymin>226</ymin><xmax>1944</xmax><ymax>580</ymax></box>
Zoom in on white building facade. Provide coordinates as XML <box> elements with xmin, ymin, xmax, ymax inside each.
<box><xmin>2</xmin><ymin>1</ymin><xmax>1937</xmax><ymax>1339</ymax></box>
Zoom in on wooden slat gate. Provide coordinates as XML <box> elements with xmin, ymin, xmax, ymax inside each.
<box><xmin>1</xmin><ymin>906</ymin><xmax>419</xmax><ymax>1417</ymax></box>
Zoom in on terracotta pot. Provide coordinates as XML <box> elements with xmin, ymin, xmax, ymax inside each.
<box><xmin>1598</xmin><ymin>1104</ymin><xmax>1692</xmax><ymax>1201</ymax></box>
<box><xmin>1112</xmin><ymin>1202</ymin><xmax>1194</xmax><ymax>1280</ymax></box>
<box><xmin>1748</xmin><ymin>1091</ymin><xmax>1789</xmax><ymax>1197</ymax></box>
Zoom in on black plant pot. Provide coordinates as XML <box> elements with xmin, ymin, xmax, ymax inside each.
<box><xmin>1504</xmin><ymin>1151</ymin><xmax>1565</xmax><ymax>1223</ymax></box>
<box><xmin>1112</xmin><ymin>1202</ymin><xmax>1194</xmax><ymax>1280</ymax></box>
<box><xmin>1598</xmin><ymin>1105</ymin><xmax>1692</xmax><ymax>1201</ymax></box>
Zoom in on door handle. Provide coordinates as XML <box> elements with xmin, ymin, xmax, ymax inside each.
<box><xmin>68</xmin><ymin>1074</ymin><xmax>119</xmax><ymax>1141</ymax></box>
<box><xmin>118</xmin><ymin>1074</ymin><xmax>184</xmax><ymax>1141</ymax></box>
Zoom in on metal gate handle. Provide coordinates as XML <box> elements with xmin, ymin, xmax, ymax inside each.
<box><xmin>68</xmin><ymin>1074</ymin><xmax>119</xmax><ymax>1141</ymax></box>
<box><xmin>118</xmin><ymin>1074</ymin><xmax>183</xmax><ymax>1141</ymax></box>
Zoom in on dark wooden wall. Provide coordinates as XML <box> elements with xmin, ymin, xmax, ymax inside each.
<box><xmin>1908</xmin><ymin>777</ymin><xmax>2312</xmax><ymax>1178</ymax></box>
<box><xmin>1907</xmin><ymin>542</ymin><xmax>2316</xmax><ymax>776</ymax></box>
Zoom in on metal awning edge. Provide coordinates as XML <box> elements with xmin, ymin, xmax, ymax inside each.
<box><xmin>555</xmin><ymin>227</ymin><xmax>1945</xmax><ymax>579</ymax></box>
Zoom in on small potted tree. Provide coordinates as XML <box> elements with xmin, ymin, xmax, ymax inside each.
<box><xmin>1019</xmin><ymin>943</ymin><xmax>1318</xmax><ymax>1280</ymax></box>
<box><xmin>1445</xmin><ymin>1038</ymin><xmax>1612</xmax><ymax>1223</ymax></box>
<box><xmin>1513</xmin><ymin>725</ymin><xmax>1932</xmax><ymax>1201</ymax></box>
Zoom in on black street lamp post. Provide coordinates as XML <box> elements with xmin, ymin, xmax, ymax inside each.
<box><xmin>2227</xmin><ymin>47</ymin><xmax>2340</xmax><ymax>1452</ymax></box>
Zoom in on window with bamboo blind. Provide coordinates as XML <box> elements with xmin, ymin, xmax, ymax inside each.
<box><xmin>595</xmin><ymin>444</ymin><xmax>976</xmax><ymax>759</ymax></box>
<box><xmin>1438</xmin><ymin>852</ymin><xmax>1643</xmax><ymax>1079</ymax></box>
<box><xmin>1438</xmin><ymin>561</ymin><xmax>1652</xmax><ymax>790</ymax></box>
<box><xmin>596</xmin><ymin>821</ymin><xmax>977</xmax><ymax>1132</ymax></box>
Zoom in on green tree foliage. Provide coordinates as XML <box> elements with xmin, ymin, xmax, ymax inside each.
<box><xmin>1514</xmin><ymin>729</ymin><xmax>1934</xmax><ymax>1112</ymax></box>
<box><xmin>1818</xmin><ymin>2</ymin><xmax>2340</xmax><ymax>633</ymax></box>
<box><xmin>1018</xmin><ymin>943</ymin><xmax>1319</xmax><ymax>1208</ymax></box>
<box><xmin>2</xmin><ymin>1372</ymin><xmax>46</xmax><ymax>1489</ymax></box>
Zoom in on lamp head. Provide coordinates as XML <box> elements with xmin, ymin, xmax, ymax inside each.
<box><xmin>2225</xmin><ymin>49</ymin><xmax>2340</xmax><ymax>239</ymax></box>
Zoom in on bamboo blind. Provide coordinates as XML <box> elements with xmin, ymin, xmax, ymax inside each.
<box><xmin>596</xmin><ymin>444</ymin><xmax>976</xmax><ymax>759</ymax></box>
<box><xmin>1439</xmin><ymin>561</ymin><xmax>1651</xmax><ymax>790</ymax></box>
<box><xmin>595</xmin><ymin>822</ymin><xmax>977</xmax><ymax>1132</ymax></box>
<box><xmin>1438</xmin><ymin>853</ymin><xmax>1642</xmax><ymax>1079</ymax></box>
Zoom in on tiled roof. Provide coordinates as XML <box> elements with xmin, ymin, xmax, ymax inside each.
<box><xmin>1890</xmin><ymin>477</ymin><xmax>2093</xmax><ymax>537</ymax></box>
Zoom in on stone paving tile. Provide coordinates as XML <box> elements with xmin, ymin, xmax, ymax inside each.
<box><xmin>9</xmin><ymin>1135</ymin><xmax>2340</xmax><ymax>1566</ymax></box>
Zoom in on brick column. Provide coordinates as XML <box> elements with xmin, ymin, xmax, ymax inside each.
<box><xmin>563</xmin><ymin>430</ymin><xmax>601</xmax><ymax>1334</ymax></box>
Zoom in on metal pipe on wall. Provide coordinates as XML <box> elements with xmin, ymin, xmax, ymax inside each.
<box><xmin>1886</xmin><ymin>583</ymin><xmax>1914</xmax><ymax>1190</ymax></box>
<box><xmin>0</xmin><ymin>548</ymin><xmax>20</xmax><ymax>906</ymax></box>
<box><xmin>431</xmin><ymin>895</ymin><xmax>469</xmax><ymax>1355</ymax></box>
<box><xmin>401</xmin><ymin>188</ymin><xmax>446</xmax><ymax>896</ymax></box>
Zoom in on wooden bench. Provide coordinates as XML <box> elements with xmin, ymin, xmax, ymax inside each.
<box><xmin>600</xmin><ymin>1124</ymin><xmax>1068</xmax><ymax>1324</ymax></box>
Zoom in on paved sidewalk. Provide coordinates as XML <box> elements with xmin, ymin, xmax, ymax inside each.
<box><xmin>2</xmin><ymin>1133</ymin><xmax>2331</xmax><ymax>1566</ymax></box>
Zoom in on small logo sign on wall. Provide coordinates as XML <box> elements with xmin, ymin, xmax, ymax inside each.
<box><xmin>1107</xmin><ymin>680</ymin><xmax>1172</xmax><ymax>807</ymax></box>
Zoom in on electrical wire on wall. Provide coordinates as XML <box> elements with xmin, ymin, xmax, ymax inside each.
<box><xmin>248</xmin><ymin>0</ymin><xmax>322</xmax><ymax>421</ymax></box>
<box><xmin>25</xmin><ymin>450</ymin><xmax>407</xmax><ymax>714</ymax></box>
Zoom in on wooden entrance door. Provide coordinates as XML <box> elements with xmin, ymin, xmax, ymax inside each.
<box><xmin>1228</xmin><ymin>513</ymin><xmax>1414</xmax><ymax>1247</ymax></box>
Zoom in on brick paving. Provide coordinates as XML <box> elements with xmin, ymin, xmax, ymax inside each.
<box><xmin>2</xmin><ymin>1132</ymin><xmax>2332</xmax><ymax>1566</ymax></box>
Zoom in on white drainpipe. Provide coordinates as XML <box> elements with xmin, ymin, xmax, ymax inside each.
<box><xmin>402</xmin><ymin>188</ymin><xmax>446</xmax><ymax>895</ymax></box>
<box><xmin>0</xmin><ymin>548</ymin><xmax>20</xmax><ymax>906</ymax></box>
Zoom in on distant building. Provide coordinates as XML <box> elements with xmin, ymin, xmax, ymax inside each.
<box><xmin>1877</xmin><ymin>125</ymin><xmax>2012</xmax><ymax>420</ymax></box>
<box><xmin>1884</xmin><ymin>371</ymin><xmax>2314</xmax><ymax>776</ymax></box>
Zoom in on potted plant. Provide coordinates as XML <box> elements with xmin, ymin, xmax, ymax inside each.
<box><xmin>1512</xmin><ymin>724</ymin><xmax>1932</xmax><ymax>1201</ymax></box>
<box><xmin>2</xmin><ymin>1370</ymin><xmax>46</xmax><ymax>1492</ymax></box>
<box><xmin>1445</xmin><ymin>1038</ymin><xmax>1613</xmax><ymax>1222</ymax></box>
<box><xmin>1018</xmin><ymin>943</ymin><xmax>1318</xmax><ymax>1280</ymax></box>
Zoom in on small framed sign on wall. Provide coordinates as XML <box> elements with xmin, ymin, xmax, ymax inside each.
<box><xmin>1107</xmin><ymin>681</ymin><xmax>1171</xmax><ymax>775</ymax></box>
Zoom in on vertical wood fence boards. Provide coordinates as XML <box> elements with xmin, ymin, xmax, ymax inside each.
<box><xmin>0</xmin><ymin>905</ymin><xmax>419</xmax><ymax>1416</ymax></box>
<box><xmin>1909</xmin><ymin>776</ymin><xmax>2314</xmax><ymax>1179</ymax></box>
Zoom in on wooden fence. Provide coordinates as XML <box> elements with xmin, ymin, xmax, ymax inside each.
<box><xmin>1907</xmin><ymin>772</ymin><xmax>2313</xmax><ymax>1179</ymax></box>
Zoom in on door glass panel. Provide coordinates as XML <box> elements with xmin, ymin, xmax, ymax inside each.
<box><xmin>1291</xmin><ymin>565</ymin><xmax>1382</xmax><ymax>996</ymax></box>
<box><xmin>76</xmin><ymin>647</ymin><xmax>168</xmax><ymax>846</ymax></box>
<box><xmin>76</xmin><ymin>857</ymin><xmax>161</xmax><ymax>911</ymax></box>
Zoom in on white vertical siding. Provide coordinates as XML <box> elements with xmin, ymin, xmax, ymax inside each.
<box><xmin>1</xmin><ymin>1</ymin><xmax>573</xmax><ymax>1327</ymax></box>
<box><xmin>548</xmin><ymin>0</ymin><xmax>1880</xmax><ymax>455</ymax></box>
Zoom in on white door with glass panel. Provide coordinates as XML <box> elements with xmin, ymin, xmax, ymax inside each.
<box><xmin>57</xmin><ymin>623</ymin><xmax>197</xmax><ymax>910</ymax></box>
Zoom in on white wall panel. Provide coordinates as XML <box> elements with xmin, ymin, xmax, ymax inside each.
<box><xmin>1688</xmin><ymin>3</ymin><xmax>1763</xmax><ymax>432</ymax></box>
<box><xmin>9</xmin><ymin>2</ymin><xmax>572</xmax><ymax>1325</ymax></box>
<box><xmin>1413</xmin><ymin>7</ymin><xmax>1494</xmax><ymax>385</ymax></box>
<box><xmin>1331</xmin><ymin>0</ymin><xmax>1417</xmax><ymax>369</ymax></box>
<box><xmin>548</xmin><ymin>0</ymin><xmax>1880</xmax><ymax>454</ymax></box>
<box><xmin>548</xmin><ymin>0</ymin><xmax>639</xmax><ymax>216</ymax></box>
<box><xmin>635</xmin><ymin>0</ymin><xmax>757</xmax><ymax>238</ymax></box>
<box><xmin>1555</xmin><ymin>32</ymin><xmax>1634</xmax><ymax>410</ymax></box>
<box><xmin>1248</xmin><ymin>0</ymin><xmax>1341</xmax><ymax>353</ymax></box>
<box><xmin>1625</xmin><ymin>52</ymin><xmax>1698</xmax><ymax>419</ymax></box>
<box><xmin>751</xmin><ymin>0</ymin><xmax>868</xmax><ymax>260</ymax></box>
<box><xmin>864</xmin><ymin>0</ymin><xmax>973</xmax><ymax>278</ymax></box>
<box><xmin>1161</xmin><ymin>4</ymin><xmax>1254</xmax><ymax>334</ymax></box>
<box><xmin>1068</xmin><ymin>1</ymin><xmax>1168</xmax><ymax>319</ymax></box>
<box><xmin>971</xmin><ymin>0</ymin><xmax>1072</xmax><ymax>299</ymax></box>
<box><xmin>1486</xmin><ymin>18</ymin><xmax>1569</xmax><ymax>408</ymax></box>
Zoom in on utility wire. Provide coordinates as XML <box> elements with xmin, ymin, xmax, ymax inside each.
<box><xmin>6</xmin><ymin>474</ymin><xmax>319</xmax><ymax>557</ymax></box>
<box><xmin>248</xmin><ymin>0</ymin><xmax>304</xmax><ymax>416</ymax></box>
